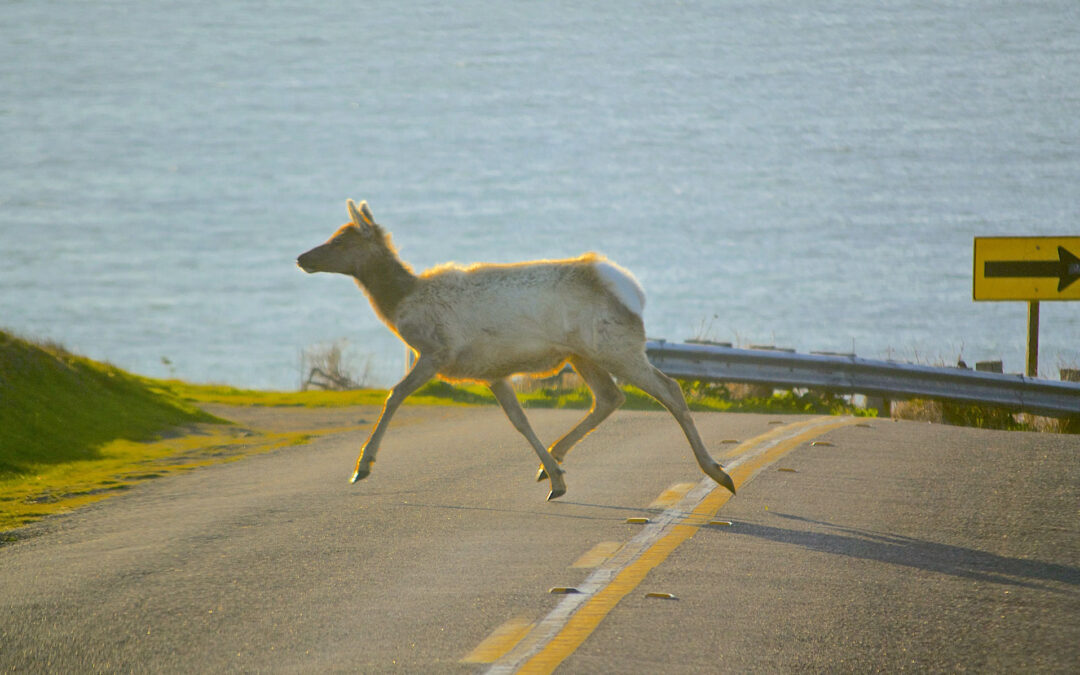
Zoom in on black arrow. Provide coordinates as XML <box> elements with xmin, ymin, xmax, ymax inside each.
<box><xmin>984</xmin><ymin>246</ymin><xmax>1080</xmax><ymax>292</ymax></box>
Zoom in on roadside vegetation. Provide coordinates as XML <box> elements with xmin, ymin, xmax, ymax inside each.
<box><xmin>0</xmin><ymin>331</ymin><xmax>219</xmax><ymax>475</ymax></box>
<box><xmin>161</xmin><ymin>376</ymin><xmax>865</xmax><ymax>416</ymax></box>
<box><xmin>891</xmin><ymin>398</ymin><xmax>1078</xmax><ymax>433</ymax></box>
<box><xmin>1</xmin><ymin>331</ymin><xmax>1071</xmax><ymax>534</ymax></box>
<box><xmin>0</xmin><ymin>331</ymin><xmax>312</xmax><ymax>533</ymax></box>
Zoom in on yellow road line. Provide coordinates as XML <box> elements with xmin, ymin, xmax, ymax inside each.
<box><xmin>485</xmin><ymin>415</ymin><xmax>860</xmax><ymax>674</ymax></box>
<box><xmin>570</xmin><ymin>541</ymin><xmax>624</xmax><ymax>569</ymax></box>
<box><xmin>719</xmin><ymin>414</ymin><xmax>831</xmax><ymax>460</ymax></box>
<box><xmin>648</xmin><ymin>482</ymin><xmax>698</xmax><ymax>509</ymax></box>
<box><xmin>461</xmin><ymin>617</ymin><xmax>536</xmax><ymax>664</ymax></box>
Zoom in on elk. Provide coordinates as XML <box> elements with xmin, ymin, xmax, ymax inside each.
<box><xmin>296</xmin><ymin>200</ymin><xmax>736</xmax><ymax>500</ymax></box>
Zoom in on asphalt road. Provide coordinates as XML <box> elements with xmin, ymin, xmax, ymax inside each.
<box><xmin>1</xmin><ymin>405</ymin><xmax>1077</xmax><ymax>673</ymax></box>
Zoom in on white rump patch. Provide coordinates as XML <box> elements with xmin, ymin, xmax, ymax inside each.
<box><xmin>593</xmin><ymin>260</ymin><xmax>645</xmax><ymax>317</ymax></box>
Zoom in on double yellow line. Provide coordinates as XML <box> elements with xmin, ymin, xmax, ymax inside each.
<box><xmin>481</xmin><ymin>415</ymin><xmax>862</xmax><ymax>674</ymax></box>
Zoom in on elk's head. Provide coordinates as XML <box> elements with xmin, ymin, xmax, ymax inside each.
<box><xmin>297</xmin><ymin>200</ymin><xmax>381</xmax><ymax>276</ymax></box>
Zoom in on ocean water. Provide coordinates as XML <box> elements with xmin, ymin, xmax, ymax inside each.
<box><xmin>2</xmin><ymin>0</ymin><xmax>1078</xmax><ymax>390</ymax></box>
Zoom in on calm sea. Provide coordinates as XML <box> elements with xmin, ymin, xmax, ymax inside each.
<box><xmin>2</xmin><ymin>1</ymin><xmax>1078</xmax><ymax>390</ymax></box>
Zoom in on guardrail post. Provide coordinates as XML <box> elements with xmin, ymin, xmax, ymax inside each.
<box><xmin>866</xmin><ymin>396</ymin><xmax>892</xmax><ymax>418</ymax></box>
<box><xmin>1062</xmin><ymin>369</ymin><xmax>1080</xmax><ymax>433</ymax></box>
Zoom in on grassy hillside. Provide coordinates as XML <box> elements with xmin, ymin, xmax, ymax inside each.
<box><xmin>0</xmin><ymin>331</ymin><xmax>221</xmax><ymax>477</ymax></box>
<box><xmin>0</xmin><ymin>332</ymin><xmax>338</xmax><ymax>532</ymax></box>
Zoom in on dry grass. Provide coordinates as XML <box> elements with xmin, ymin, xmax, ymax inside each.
<box><xmin>891</xmin><ymin>399</ymin><xmax>945</xmax><ymax>424</ymax></box>
<box><xmin>891</xmin><ymin>398</ymin><xmax>1077</xmax><ymax>433</ymax></box>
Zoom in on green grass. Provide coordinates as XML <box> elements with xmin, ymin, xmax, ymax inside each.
<box><xmin>151</xmin><ymin>380</ymin><xmax>396</xmax><ymax>408</ymax></box>
<box><xmin>0</xmin><ymin>331</ymin><xmax>348</xmax><ymax>532</ymax></box>
<box><xmin>0</xmin><ymin>331</ymin><xmax>222</xmax><ymax>477</ymax></box>
<box><xmin>152</xmin><ymin>378</ymin><xmax>495</xmax><ymax>408</ymax></box>
<box><xmin>158</xmin><ymin>372</ymin><xmax>869</xmax><ymax>416</ymax></box>
<box><xmin>516</xmin><ymin>380</ymin><xmax>869</xmax><ymax>415</ymax></box>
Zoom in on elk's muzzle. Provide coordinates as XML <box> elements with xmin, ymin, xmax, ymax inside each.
<box><xmin>296</xmin><ymin>249</ymin><xmax>318</xmax><ymax>273</ymax></box>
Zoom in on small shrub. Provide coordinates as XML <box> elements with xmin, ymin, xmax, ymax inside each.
<box><xmin>300</xmin><ymin>340</ymin><xmax>372</xmax><ymax>391</ymax></box>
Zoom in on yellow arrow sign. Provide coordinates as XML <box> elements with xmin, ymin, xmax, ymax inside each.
<box><xmin>973</xmin><ymin>236</ymin><xmax>1080</xmax><ymax>301</ymax></box>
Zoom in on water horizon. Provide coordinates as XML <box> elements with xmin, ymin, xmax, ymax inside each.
<box><xmin>2</xmin><ymin>0</ymin><xmax>1077</xmax><ymax>390</ymax></box>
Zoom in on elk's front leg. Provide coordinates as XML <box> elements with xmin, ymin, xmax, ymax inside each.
<box><xmin>351</xmin><ymin>355</ymin><xmax>439</xmax><ymax>483</ymax></box>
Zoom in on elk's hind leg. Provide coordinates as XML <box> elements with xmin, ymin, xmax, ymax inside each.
<box><xmin>489</xmin><ymin>378</ymin><xmax>567</xmax><ymax>500</ymax></box>
<box><xmin>604</xmin><ymin>354</ymin><xmax>736</xmax><ymax>495</ymax></box>
<box><xmin>536</xmin><ymin>355</ymin><xmax>624</xmax><ymax>482</ymax></box>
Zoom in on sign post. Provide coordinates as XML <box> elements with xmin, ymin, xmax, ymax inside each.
<box><xmin>1026</xmin><ymin>300</ymin><xmax>1039</xmax><ymax>377</ymax></box>
<box><xmin>973</xmin><ymin>236</ymin><xmax>1080</xmax><ymax>378</ymax></box>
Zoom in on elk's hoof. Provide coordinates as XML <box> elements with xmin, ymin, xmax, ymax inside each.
<box><xmin>350</xmin><ymin>466</ymin><xmax>371</xmax><ymax>483</ymax></box>
<box><xmin>710</xmin><ymin>464</ymin><xmax>736</xmax><ymax>495</ymax></box>
<box><xmin>538</xmin><ymin>460</ymin><xmax>564</xmax><ymax>482</ymax></box>
<box><xmin>546</xmin><ymin>467</ymin><xmax>567</xmax><ymax>501</ymax></box>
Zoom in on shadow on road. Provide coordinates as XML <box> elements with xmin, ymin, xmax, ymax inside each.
<box><xmin>394</xmin><ymin>499</ymin><xmax>636</xmax><ymax>522</ymax></box>
<box><xmin>393</xmin><ymin>496</ymin><xmax>715</xmax><ymax>522</ymax></box>
<box><xmin>717</xmin><ymin>512</ymin><xmax>1080</xmax><ymax>593</ymax></box>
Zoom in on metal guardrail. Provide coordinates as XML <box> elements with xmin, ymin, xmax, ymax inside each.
<box><xmin>646</xmin><ymin>340</ymin><xmax>1080</xmax><ymax>418</ymax></box>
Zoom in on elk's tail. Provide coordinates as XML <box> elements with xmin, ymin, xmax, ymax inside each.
<box><xmin>592</xmin><ymin>260</ymin><xmax>645</xmax><ymax>318</ymax></box>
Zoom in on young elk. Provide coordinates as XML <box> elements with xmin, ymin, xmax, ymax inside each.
<box><xmin>297</xmin><ymin>200</ymin><xmax>736</xmax><ymax>500</ymax></box>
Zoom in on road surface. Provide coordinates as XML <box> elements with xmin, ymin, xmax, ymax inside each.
<box><xmin>1</xmin><ymin>405</ymin><xmax>1077</xmax><ymax>672</ymax></box>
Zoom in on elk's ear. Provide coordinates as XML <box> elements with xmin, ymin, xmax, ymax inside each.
<box><xmin>347</xmin><ymin>199</ymin><xmax>375</xmax><ymax>228</ymax></box>
<box><xmin>360</xmin><ymin>201</ymin><xmax>376</xmax><ymax>226</ymax></box>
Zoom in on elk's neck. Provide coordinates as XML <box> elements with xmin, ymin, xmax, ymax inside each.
<box><xmin>354</xmin><ymin>252</ymin><xmax>418</xmax><ymax>324</ymax></box>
